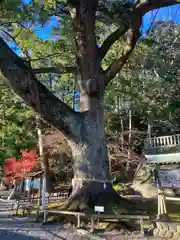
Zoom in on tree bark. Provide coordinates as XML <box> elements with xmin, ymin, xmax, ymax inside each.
<box><xmin>68</xmin><ymin>95</ymin><xmax>110</xmax><ymax>190</ymax></box>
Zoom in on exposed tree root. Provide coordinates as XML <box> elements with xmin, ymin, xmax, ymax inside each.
<box><xmin>57</xmin><ymin>182</ymin><xmax>147</xmax><ymax>214</ymax></box>
<box><xmin>106</xmin><ymin>221</ymin><xmax>136</xmax><ymax>232</ymax></box>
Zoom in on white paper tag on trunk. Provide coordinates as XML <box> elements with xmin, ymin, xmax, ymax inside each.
<box><xmin>94</xmin><ymin>206</ymin><xmax>104</xmax><ymax>212</ymax></box>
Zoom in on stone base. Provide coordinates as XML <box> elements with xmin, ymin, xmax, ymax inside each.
<box><xmin>153</xmin><ymin>221</ymin><xmax>180</xmax><ymax>239</ymax></box>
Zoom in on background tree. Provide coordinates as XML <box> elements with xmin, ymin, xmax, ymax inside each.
<box><xmin>132</xmin><ymin>21</ymin><xmax>180</xmax><ymax>198</ymax></box>
<box><xmin>3</xmin><ymin>151</ymin><xmax>37</xmax><ymax>181</ymax></box>
<box><xmin>0</xmin><ymin>76</ymin><xmax>37</xmax><ymax>162</ymax></box>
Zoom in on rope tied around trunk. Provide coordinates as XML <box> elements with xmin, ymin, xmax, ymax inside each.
<box><xmin>72</xmin><ymin>178</ymin><xmax>112</xmax><ymax>184</ymax></box>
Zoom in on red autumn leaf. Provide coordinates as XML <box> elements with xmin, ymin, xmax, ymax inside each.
<box><xmin>3</xmin><ymin>151</ymin><xmax>37</xmax><ymax>180</ymax></box>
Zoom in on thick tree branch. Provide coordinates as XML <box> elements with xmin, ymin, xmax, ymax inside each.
<box><xmin>27</xmin><ymin>53</ymin><xmax>63</xmax><ymax>62</ymax></box>
<box><xmin>99</xmin><ymin>25</ymin><xmax>128</xmax><ymax>60</ymax></box>
<box><xmin>104</xmin><ymin>27</ymin><xmax>141</xmax><ymax>84</ymax></box>
<box><xmin>104</xmin><ymin>0</ymin><xmax>180</xmax><ymax>85</ymax></box>
<box><xmin>68</xmin><ymin>0</ymin><xmax>103</xmax><ymax>95</ymax></box>
<box><xmin>0</xmin><ymin>37</ymin><xmax>82</xmax><ymax>141</ymax></box>
<box><xmin>32</xmin><ymin>66</ymin><xmax>77</xmax><ymax>75</ymax></box>
<box><xmin>100</xmin><ymin>0</ymin><xmax>180</xmax><ymax>61</ymax></box>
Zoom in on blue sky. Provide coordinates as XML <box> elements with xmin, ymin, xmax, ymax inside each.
<box><xmin>7</xmin><ymin>1</ymin><xmax>177</xmax><ymax>68</ymax></box>
<box><xmin>22</xmin><ymin>0</ymin><xmax>58</xmax><ymax>39</ymax></box>
<box><xmin>143</xmin><ymin>5</ymin><xmax>180</xmax><ymax>33</ymax></box>
<box><xmin>39</xmin><ymin>7</ymin><xmax>180</xmax><ymax>40</ymax></box>
<box><xmin>21</xmin><ymin>0</ymin><xmax>180</xmax><ymax>40</ymax></box>
<box><xmin>9</xmin><ymin>1</ymin><xmax>179</xmax><ymax>56</ymax></box>
<box><xmin>18</xmin><ymin>3</ymin><xmax>180</xmax><ymax>70</ymax></box>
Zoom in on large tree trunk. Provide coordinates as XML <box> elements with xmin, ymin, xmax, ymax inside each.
<box><xmin>62</xmin><ymin>95</ymin><xmax>142</xmax><ymax>214</ymax></box>
<box><xmin>69</xmin><ymin>96</ymin><xmax>110</xmax><ymax>189</ymax></box>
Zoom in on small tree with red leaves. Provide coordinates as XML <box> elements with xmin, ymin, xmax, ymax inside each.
<box><xmin>19</xmin><ymin>150</ymin><xmax>37</xmax><ymax>177</ymax></box>
<box><xmin>3</xmin><ymin>151</ymin><xmax>37</xmax><ymax>183</ymax></box>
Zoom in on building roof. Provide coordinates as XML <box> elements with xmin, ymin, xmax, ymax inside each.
<box><xmin>28</xmin><ymin>170</ymin><xmax>43</xmax><ymax>178</ymax></box>
<box><xmin>143</xmin><ymin>152</ymin><xmax>180</xmax><ymax>164</ymax></box>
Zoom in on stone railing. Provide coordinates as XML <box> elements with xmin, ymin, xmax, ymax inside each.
<box><xmin>144</xmin><ymin>134</ymin><xmax>180</xmax><ymax>155</ymax></box>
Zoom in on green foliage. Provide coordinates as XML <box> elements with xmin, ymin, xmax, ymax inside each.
<box><xmin>0</xmin><ymin>77</ymin><xmax>37</xmax><ymax>163</ymax></box>
<box><xmin>113</xmin><ymin>184</ymin><xmax>119</xmax><ymax>192</ymax></box>
<box><xmin>0</xmin><ymin>0</ymin><xmax>79</xmax><ymax>163</ymax></box>
<box><xmin>104</xmin><ymin>21</ymin><xmax>180</xmax><ymax>136</ymax></box>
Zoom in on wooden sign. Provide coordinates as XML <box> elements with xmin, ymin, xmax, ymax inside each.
<box><xmin>157</xmin><ymin>168</ymin><xmax>180</xmax><ymax>188</ymax></box>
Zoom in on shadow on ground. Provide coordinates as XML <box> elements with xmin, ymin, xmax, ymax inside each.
<box><xmin>0</xmin><ymin>230</ymin><xmax>39</xmax><ymax>239</ymax></box>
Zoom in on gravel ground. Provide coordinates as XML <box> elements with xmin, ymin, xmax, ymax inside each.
<box><xmin>0</xmin><ymin>212</ymin><xmax>155</xmax><ymax>240</ymax></box>
<box><xmin>0</xmin><ymin>220</ymin><xmax>155</xmax><ymax>240</ymax></box>
<box><xmin>0</xmin><ymin>222</ymin><xmax>78</xmax><ymax>240</ymax></box>
<box><xmin>98</xmin><ymin>230</ymin><xmax>154</xmax><ymax>240</ymax></box>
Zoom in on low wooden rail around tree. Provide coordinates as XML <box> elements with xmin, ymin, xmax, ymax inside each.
<box><xmin>46</xmin><ymin>186</ymin><xmax>70</xmax><ymax>203</ymax></box>
<box><xmin>43</xmin><ymin>210</ymin><xmax>150</xmax><ymax>234</ymax></box>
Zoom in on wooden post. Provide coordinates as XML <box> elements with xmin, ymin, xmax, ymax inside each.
<box><xmin>160</xmin><ymin>192</ymin><xmax>164</xmax><ymax>215</ymax></box>
<box><xmin>90</xmin><ymin>217</ymin><xmax>95</xmax><ymax>233</ymax></box>
<box><xmin>41</xmin><ymin>176</ymin><xmax>46</xmax><ymax>209</ymax></box>
<box><xmin>158</xmin><ymin>188</ymin><xmax>165</xmax><ymax>216</ymax></box>
<box><xmin>29</xmin><ymin>178</ymin><xmax>32</xmax><ymax>202</ymax></box>
<box><xmin>38</xmin><ymin>176</ymin><xmax>43</xmax><ymax>206</ymax></box>
<box><xmin>127</xmin><ymin>108</ymin><xmax>132</xmax><ymax>172</ymax></box>
<box><xmin>32</xmin><ymin>177</ymin><xmax>35</xmax><ymax>203</ymax></box>
<box><xmin>139</xmin><ymin>217</ymin><xmax>144</xmax><ymax>235</ymax></box>
<box><xmin>157</xmin><ymin>186</ymin><xmax>169</xmax><ymax>219</ymax></box>
<box><xmin>109</xmin><ymin>157</ymin><xmax>111</xmax><ymax>174</ymax></box>
<box><xmin>120</xmin><ymin>117</ymin><xmax>124</xmax><ymax>151</ymax></box>
<box><xmin>162</xmin><ymin>195</ymin><xmax>167</xmax><ymax>214</ymax></box>
<box><xmin>147</xmin><ymin>123</ymin><xmax>151</xmax><ymax>139</ymax></box>
<box><xmin>157</xmin><ymin>188</ymin><xmax>161</xmax><ymax>217</ymax></box>
<box><xmin>77</xmin><ymin>214</ymin><xmax>80</xmax><ymax>228</ymax></box>
<box><xmin>36</xmin><ymin>115</ymin><xmax>44</xmax><ymax>171</ymax></box>
<box><xmin>41</xmin><ymin>176</ymin><xmax>47</xmax><ymax>223</ymax></box>
<box><xmin>156</xmin><ymin>170</ymin><xmax>162</xmax><ymax>219</ymax></box>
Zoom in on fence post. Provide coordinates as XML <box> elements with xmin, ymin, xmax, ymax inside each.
<box><xmin>41</xmin><ymin>176</ymin><xmax>47</xmax><ymax>223</ymax></box>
